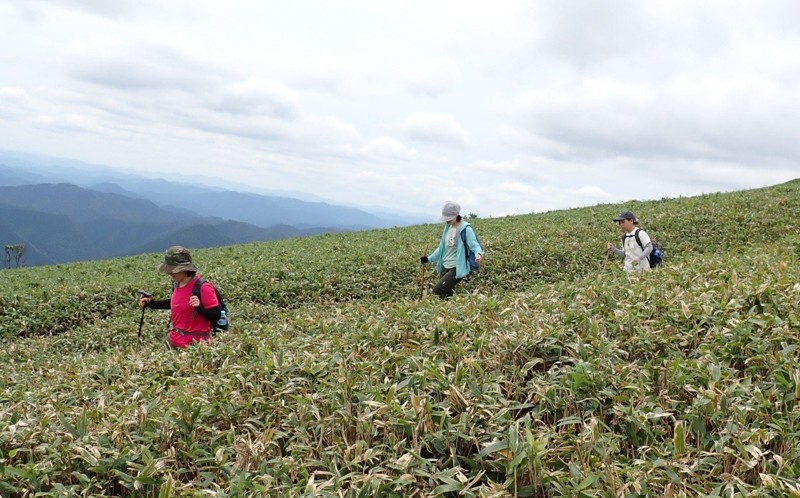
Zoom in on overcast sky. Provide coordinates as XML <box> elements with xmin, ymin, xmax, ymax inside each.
<box><xmin>1</xmin><ymin>0</ymin><xmax>799</xmax><ymax>218</ymax></box>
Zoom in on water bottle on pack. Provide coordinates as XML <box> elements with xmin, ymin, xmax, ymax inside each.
<box><xmin>217</xmin><ymin>310</ymin><xmax>228</xmax><ymax>329</ymax></box>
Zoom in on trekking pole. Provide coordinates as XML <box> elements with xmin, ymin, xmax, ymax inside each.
<box><xmin>136</xmin><ymin>290</ymin><xmax>152</xmax><ymax>342</ymax></box>
<box><xmin>419</xmin><ymin>244</ymin><xmax>429</xmax><ymax>299</ymax></box>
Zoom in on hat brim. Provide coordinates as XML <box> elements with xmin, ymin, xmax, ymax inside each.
<box><xmin>440</xmin><ymin>214</ymin><xmax>458</xmax><ymax>222</ymax></box>
<box><xmin>158</xmin><ymin>262</ymin><xmax>198</xmax><ymax>274</ymax></box>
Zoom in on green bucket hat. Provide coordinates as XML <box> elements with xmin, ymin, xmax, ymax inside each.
<box><xmin>158</xmin><ymin>246</ymin><xmax>199</xmax><ymax>274</ymax></box>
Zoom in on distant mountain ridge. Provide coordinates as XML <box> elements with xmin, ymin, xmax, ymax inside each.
<box><xmin>0</xmin><ymin>150</ymin><xmax>425</xmax><ymax>267</ymax></box>
<box><xmin>0</xmin><ymin>183</ymin><xmax>267</xmax><ymax>265</ymax></box>
<box><xmin>0</xmin><ymin>150</ymin><xmax>426</xmax><ymax>227</ymax></box>
<box><xmin>0</xmin><ymin>203</ymin><xmax>93</xmax><ymax>264</ymax></box>
<box><xmin>0</xmin><ymin>182</ymin><xmax>366</xmax><ymax>266</ymax></box>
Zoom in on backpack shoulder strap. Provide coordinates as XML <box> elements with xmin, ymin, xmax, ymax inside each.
<box><xmin>460</xmin><ymin>224</ymin><xmax>477</xmax><ymax>241</ymax></box>
<box><xmin>192</xmin><ymin>278</ymin><xmax>207</xmax><ymax>303</ymax></box>
<box><xmin>460</xmin><ymin>226</ymin><xmax>472</xmax><ymax>264</ymax></box>
<box><xmin>461</xmin><ymin>224</ymin><xmax>478</xmax><ymax>247</ymax></box>
<box><xmin>633</xmin><ymin>228</ymin><xmax>644</xmax><ymax>250</ymax></box>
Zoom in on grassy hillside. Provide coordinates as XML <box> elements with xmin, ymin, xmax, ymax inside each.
<box><xmin>0</xmin><ymin>180</ymin><xmax>799</xmax><ymax>496</ymax></box>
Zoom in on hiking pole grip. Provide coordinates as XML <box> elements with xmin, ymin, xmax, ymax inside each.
<box><xmin>419</xmin><ymin>244</ymin><xmax>429</xmax><ymax>299</ymax></box>
<box><xmin>136</xmin><ymin>290</ymin><xmax>152</xmax><ymax>341</ymax></box>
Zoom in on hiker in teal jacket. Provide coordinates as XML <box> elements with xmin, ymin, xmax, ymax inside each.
<box><xmin>421</xmin><ymin>201</ymin><xmax>483</xmax><ymax>298</ymax></box>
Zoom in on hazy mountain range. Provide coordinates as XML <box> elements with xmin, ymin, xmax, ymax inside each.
<box><xmin>0</xmin><ymin>150</ymin><xmax>427</xmax><ymax>267</ymax></box>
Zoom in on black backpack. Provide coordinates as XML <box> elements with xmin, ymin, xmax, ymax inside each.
<box><xmin>192</xmin><ymin>278</ymin><xmax>229</xmax><ymax>331</ymax></box>
<box><xmin>460</xmin><ymin>226</ymin><xmax>481</xmax><ymax>273</ymax></box>
<box><xmin>626</xmin><ymin>228</ymin><xmax>663</xmax><ymax>268</ymax></box>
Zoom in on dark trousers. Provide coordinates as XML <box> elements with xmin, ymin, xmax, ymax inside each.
<box><xmin>432</xmin><ymin>267</ymin><xmax>462</xmax><ymax>299</ymax></box>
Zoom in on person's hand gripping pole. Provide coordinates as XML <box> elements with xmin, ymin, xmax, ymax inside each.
<box><xmin>137</xmin><ymin>290</ymin><xmax>153</xmax><ymax>342</ymax></box>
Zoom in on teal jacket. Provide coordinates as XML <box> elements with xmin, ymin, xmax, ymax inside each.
<box><xmin>427</xmin><ymin>221</ymin><xmax>483</xmax><ymax>279</ymax></box>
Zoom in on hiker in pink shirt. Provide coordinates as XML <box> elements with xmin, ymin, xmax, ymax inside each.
<box><xmin>138</xmin><ymin>246</ymin><xmax>221</xmax><ymax>348</ymax></box>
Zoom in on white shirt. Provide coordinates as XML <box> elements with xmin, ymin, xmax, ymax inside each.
<box><xmin>622</xmin><ymin>228</ymin><xmax>652</xmax><ymax>272</ymax></box>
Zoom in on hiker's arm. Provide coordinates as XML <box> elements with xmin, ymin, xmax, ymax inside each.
<box><xmin>145</xmin><ymin>299</ymin><xmax>170</xmax><ymax>310</ymax></box>
<box><xmin>426</xmin><ymin>226</ymin><xmax>449</xmax><ymax>263</ymax></box>
<box><xmin>196</xmin><ymin>304</ymin><xmax>221</xmax><ymax>324</ymax></box>
<box><xmin>634</xmin><ymin>242</ymin><xmax>653</xmax><ymax>263</ymax></box>
<box><xmin>192</xmin><ymin>282</ymin><xmax>222</xmax><ymax>324</ymax></box>
<box><xmin>465</xmin><ymin>227</ymin><xmax>484</xmax><ymax>262</ymax></box>
<box><xmin>609</xmin><ymin>244</ymin><xmax>625</xmax><ymax>258</ymax></box>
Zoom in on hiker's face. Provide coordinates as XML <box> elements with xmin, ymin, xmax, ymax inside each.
<box><xmin>170</xmin><ymin>271</ymin><xmax>189</xmax><ymax>283</ymax></box>
<box><xmin>618</xmin><ymin>218</ymin><xmax>635</xmax><ymax>232</ymax></box>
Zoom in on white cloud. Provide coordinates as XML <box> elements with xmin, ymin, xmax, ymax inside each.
<box><xmin>66</xmin><ymin>35</ymin><xmax>224</xmax><ymax>92</ymax></box>
<box><xmin>575</xmin><ymin>185</ymin><xmax>611</xmax><ymax>198</ymax></box>
<box><xmin>401</xmin><ymin>112</ymin><xmax>469</xmax><ymax>146</ymax></box>
<box><xmin>0</xmin><ymin>88</ymin><xmax>29</xmax><ymax>118</ymax></box>
<box><xmin>295</xmin><ymin>115</ymin><xmax>362</xmax><ymax>146</ymax></box>
<box><xmin>0</xmin><ymin>88</ymin><xmax>26</xmax><ymax>98</ymax></box>
<box><xmin>210</xmin><ymin>78</ymin><xmax>298</xmax><ymax>119</ymax></box>
<box><xmin>1</xmin><ymin>0</ymin><xmax>799</xmax><ymax>218</ymax></box>
<box><xmin>32</xmin><ymin>113</ymin><xmax>104</xmax><ymax>134</ymax></box>
<box><xmin>284</xmin><ymin>56</ymin><xmax>356</xmax><ymax>97</ymax></box>
<box><xmin>362</xmin><ymin>137</ymin><xmax>416</xmax><ymax>160</ymax></box>
<box><xmin>401</xmin><ymin>57</ymin><xmax>462</xmax><ymax>97</ymax></box>
<box><xmin>473</xmin><ymin>158</ymin><xmax>551</xmax><ymax>184</ymax></box>
<box><xmin>10</xmin><ymin>0</ymin><xmax>198</xmax><ymax>21</ymax></box>
<box><xmin>506</xmin><ymin>73</ymin><xmax>800</xmax><ymax>164</ymax></box>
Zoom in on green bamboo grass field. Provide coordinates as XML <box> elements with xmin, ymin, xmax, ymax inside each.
<box><xmin>1</xmin><ymin>180</ymin><xmax>800</xmax><ymax>497</ymax></box>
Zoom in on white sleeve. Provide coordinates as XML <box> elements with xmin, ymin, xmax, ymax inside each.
<box><xmin>638</xmin><ymin>229</ymin><xmax>652</xmax><ymax>247</ymax></box>
<box><xmin>637</xmin><ymin>230</ymin><xmax>653</xmax><ymax>260</ymax></box>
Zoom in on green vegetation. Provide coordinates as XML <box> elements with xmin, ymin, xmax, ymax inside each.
<box><xmin>1</xmin><ymin>180</ymin><xmax>800</xmax><ymax>496</ymax></box>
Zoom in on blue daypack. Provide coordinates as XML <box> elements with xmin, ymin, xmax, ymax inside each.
<box><xmin>460</xmin><ymin>226</ymin><xmax>481</xmax><ymax>272</ymax></box>
<box><xmin>627</xmin><ymin>228</ymin><xmax>663</xmax><ymax>268</ymax></box>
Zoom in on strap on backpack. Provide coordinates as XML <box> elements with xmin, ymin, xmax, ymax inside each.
<box><xmin>460</xmin><ymin>226</ymin><xmax>468</xmax><ymax>264</ymax></box>
<box><xmin>622</xmin><ymin>228</ymin><xmax>646</xmax><ymax>250</ymax></box>
<box><xmin>190</xmin><ymin>278</ymin><xmax>206</xmax><ymax>322</ymax></box>
<box><xmin>192</xmin><ymin>278</ymin><xmax>207</xmax><ymax>305</ymax></box>
<box><xmin>633</xmin><ymin>228</ymin><xmax>644</xmax><ymax>250</ymax></box>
